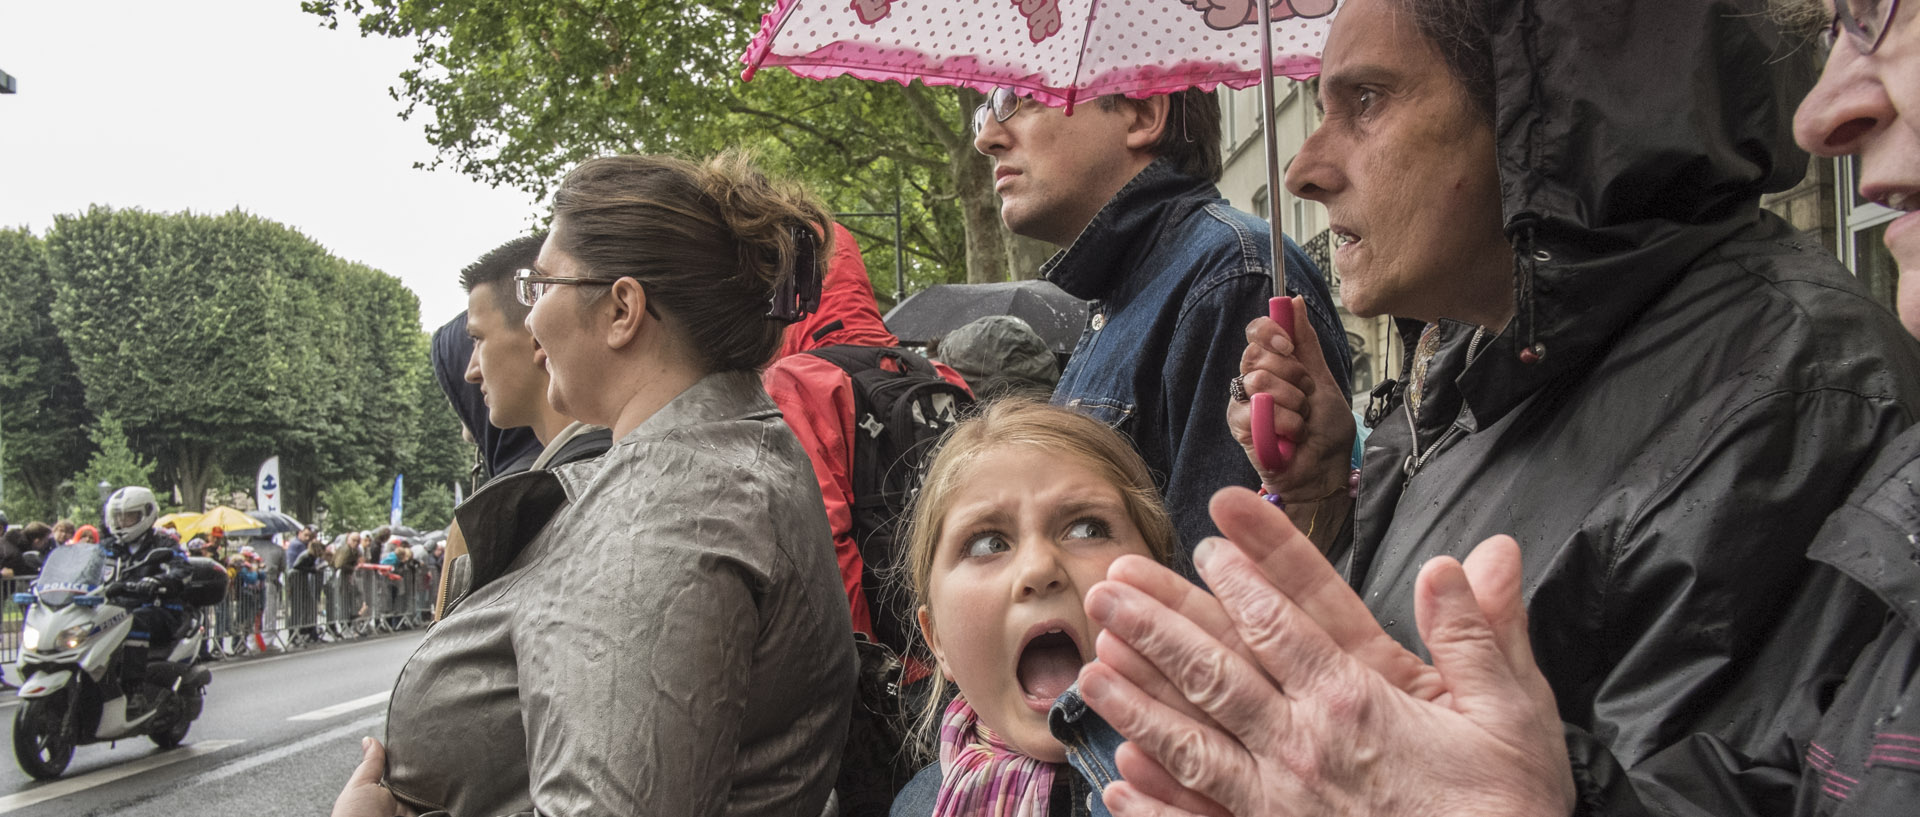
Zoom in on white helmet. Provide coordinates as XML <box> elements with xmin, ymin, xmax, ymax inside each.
<box><xmin>105</xmin><ymin>486</ymin><xmax>160</xmax><ymax>542</ymax></box>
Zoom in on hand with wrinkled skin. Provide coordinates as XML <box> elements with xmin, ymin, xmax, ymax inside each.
<box><xmin>333</xmin><ymin>737</ymin><xmax>414</xmax><ymax>817</ymax></box>
<box><xmin>1080</xmin><ymin>487</ymin><xmax>1574</xmax><ymax>817</ymax></box>
<box><xmin>1227</xmin><ymin>297</ymin><xmax>1356</xmax><ymax>541</ymax></box>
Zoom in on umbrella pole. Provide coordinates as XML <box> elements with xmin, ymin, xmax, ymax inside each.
<box><xmin>1256</xmin><ymin>0</ymin><xmax>1289</xmax><ymax>300</ymax></box>
<box><xmin>1248</xmin><ymin>0</ymin><xmax>1301</xmax><ymax>475</ymax></box>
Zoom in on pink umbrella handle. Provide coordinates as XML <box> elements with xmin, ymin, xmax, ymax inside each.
<box><xmin>1252</xmin><ymin>296</ymin><xmax>1297</xmax><ymax>474</ymax></box>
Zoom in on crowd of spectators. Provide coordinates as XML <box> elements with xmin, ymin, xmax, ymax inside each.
<box><xmin>0</xmin><ymin>513</ymin><xmax>449</xmax><ymax>666</ymax></box>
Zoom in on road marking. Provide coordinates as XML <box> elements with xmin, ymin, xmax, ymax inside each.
<box><xmin>185</xmin><ymin>713</ymin><xmax>383</xmax><ymax>787</ymax></box>
<box><xmin>288</xmin><ymin>691</ymin><xmax>389</xmax><ymax>722</ymax></box>
<box><xmin>0</xmin><ymin>739</ymin><xmax>244</xmax><ymax>814</ymax></box>
<box><xmin>0</xmin><ymin>630</ymin><xmax>425</xmax><ymax>713</ymax></box>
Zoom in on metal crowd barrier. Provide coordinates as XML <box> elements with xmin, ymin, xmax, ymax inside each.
<box><xmin>202</xmin><ymin>563</ymin><xmax>439</xmax><ymax>656</ymax></box>
<box><xmin>1</xmin><ymin>576</ymin><xmax>30</xmax><ymax>666</ymax></box>
<box><xmin>0</xmin><ymin>563</ymin><xmax>440</xmax><ymax>668</ymax></box>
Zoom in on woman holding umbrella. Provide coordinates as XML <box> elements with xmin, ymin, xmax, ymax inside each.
<box><xmin>333</xmin><ymin>152</ymin><xmax>855</xmax><ymax>817</ymax></box>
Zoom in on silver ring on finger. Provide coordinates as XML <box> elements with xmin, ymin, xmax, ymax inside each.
<box><xmin>1230</xmin><ymin>375</ymin><xmax>1250</xmax><ymax>404</ymax></box>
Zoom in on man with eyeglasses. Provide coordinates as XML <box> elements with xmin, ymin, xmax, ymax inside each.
<box><xmin>972</xmin><ymin>85</ymin><xmax>1351</xmax><ymax>562</ymax></box>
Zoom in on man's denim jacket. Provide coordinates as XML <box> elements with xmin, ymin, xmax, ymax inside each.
<box><xmin>1049</xmin><ymin>684</ymin><xmax>1122</xmax><ymax>817</ymax></box>
<box><xmin>1046</xmin><ymin>158</ymin><xmax>1351</xmax><ymax>562</ymax></box>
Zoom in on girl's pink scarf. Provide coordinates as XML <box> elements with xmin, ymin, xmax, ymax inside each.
<box><xmin>933</xmin><ymin>697</ymin><xmax>1056</xmax><ymax>817</ymax></box>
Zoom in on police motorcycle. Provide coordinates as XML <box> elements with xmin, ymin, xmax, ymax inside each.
<box><xmin>11</xmin><ymin>488</ymin><xmax>228</xmax><ymax>779</ymax></box>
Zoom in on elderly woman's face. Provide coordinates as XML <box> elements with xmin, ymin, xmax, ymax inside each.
<box><xmin>1795</xmin><ymin>0</ymin><xmax>1917</xmax><ymax>327</ymax></box>
<box><xmin>1284</xmin><ymin>0</ymin><xmax>1513</xmax><ymax>327</ymax></box>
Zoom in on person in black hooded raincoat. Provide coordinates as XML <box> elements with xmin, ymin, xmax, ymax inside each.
<box><xmin>1067</xmin><ymin>0</ymin><xmax>1920</xmax><ymax>815</ymax></box>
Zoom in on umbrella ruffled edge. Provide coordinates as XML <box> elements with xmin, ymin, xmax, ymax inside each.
<box><xmin>739</xmin><ymin>1</ymin><xmax>1325</xmax><ymax>105</ymax></box>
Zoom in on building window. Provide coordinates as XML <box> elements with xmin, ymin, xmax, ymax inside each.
<box><xmin>1838</xmin><ymin>156</ymin><xmax>1901</xmax><ymax>311</ymax></box>
<box><xmin>1348</xmin><ymin>332</ymin><xmax>1373</xmax><ymax>396</ymax></box>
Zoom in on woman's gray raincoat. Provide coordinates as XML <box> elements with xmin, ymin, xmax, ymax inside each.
<box><xmin>382</xmin><ymin>370</ymin><xmax>856</xmax><ymax>817</ymax></box>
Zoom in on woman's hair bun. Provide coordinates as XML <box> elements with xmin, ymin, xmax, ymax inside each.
<box><xmin>550</xmin><ymin>151</ymin><xmax>832</xmax><ymax>372</ymax></box>
<box><xmin>695</xmin><ymin>151</ymin><xmax>832</xmax><ymax>301</ymax></box>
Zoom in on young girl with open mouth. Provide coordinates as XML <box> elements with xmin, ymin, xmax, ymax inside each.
<box><xmin>892</xmin><ymin>399</ymin><xmax>1176</xmax><ymax>817</ymax></box>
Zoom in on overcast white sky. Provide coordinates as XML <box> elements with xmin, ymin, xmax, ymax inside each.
<box><xmin>0</xmin><ymin>0</ymin><xmax>543</xmax><ymax>331</ymax></box>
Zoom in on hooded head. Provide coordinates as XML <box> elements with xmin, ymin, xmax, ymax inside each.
<box><xmin>1295</xmin><ymin>0</ymin><xmax>1815</xmax><ymax>420</ymax></box>
<box><xmin>937</xmin><ymin>315</ymin><xmax>1060</xmax><ymax>402</ymax></box>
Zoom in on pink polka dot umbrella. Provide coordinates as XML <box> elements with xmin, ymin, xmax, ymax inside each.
<box><xmin>742</xmin><ymin>0</ymin><xmax>1337</xmax><ymax>110</ymax></box>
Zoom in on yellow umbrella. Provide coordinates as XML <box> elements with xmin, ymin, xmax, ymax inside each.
<box><xmin>160</xmin><ymin>506</ymin><xmax>263</xmax><ymax>541</ymax></box>
<box><xmin>156</xmin><ymin>511</ymin><xmax>201</xmax><ymax>534</ymax></box>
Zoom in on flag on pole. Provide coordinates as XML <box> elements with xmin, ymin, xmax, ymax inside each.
<box><xmin>256</xmin><ymin>456</ymin><xmax>282</xmax><ymax>513</ymax></box>
<box><xmin>390</xmin><ymin>474</ymin><xmax>405</xmax><ymax>527</ymax></box>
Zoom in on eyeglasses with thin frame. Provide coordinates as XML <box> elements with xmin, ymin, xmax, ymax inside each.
<box><xmin>971</xmin><ymin>87</ymin><xmax>1028</xmax><ymax>135</ymax></box>
<box><xmin>514</xmin><ymin>268</ymin><xmax>614</xmax><ymax>308</ymax></box>
<box><xmin>1823</xmin><ymin>0</ymin><xmax>1900</xmax><ymax>55</ymax></box>
<box><xmin>515</xmin><ymin>268</ymin><xmax>665</xmax><ymax>318</ymax></box>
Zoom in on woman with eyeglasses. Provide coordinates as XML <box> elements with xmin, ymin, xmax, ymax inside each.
<box><xmin>332</xmin><ymin>153</ymin><xmax>855</xmax><ymax>817</ymax></box>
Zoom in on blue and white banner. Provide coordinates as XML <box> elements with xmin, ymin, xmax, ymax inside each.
<box><xmin>390</xmin><ymin>474</ymin><xmax>404</xmax><ymax>527</ymax></box>
<box><xmin>256</xmin><ymin>456</ymin><xmax>282</xmax><ymax>513</ymax></box>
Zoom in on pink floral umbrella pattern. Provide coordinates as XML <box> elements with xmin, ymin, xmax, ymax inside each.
<box><xmin>742</xmin><ymin>0</ymin><xmax>1339</xmax><ymax>110</ymax></box>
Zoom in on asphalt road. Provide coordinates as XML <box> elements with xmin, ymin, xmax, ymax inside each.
<box><xmin>0</xmin><ymin>630</ymin><xmax>426</xmax><ymax>817</ymax></box>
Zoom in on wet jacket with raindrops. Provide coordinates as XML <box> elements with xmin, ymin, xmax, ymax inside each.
<box><xmin>1788</xmin><ymin>427</ymin><xmax>1920</xmax><ymax>816</ymax></box>
<box><xmin>1343</xmin><ymin>2</ymin><xmax>1920</xmax><ymax>814</ymax></box>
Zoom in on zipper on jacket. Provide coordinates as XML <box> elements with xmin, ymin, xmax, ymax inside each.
<box><xmin>1401</xmin><ymin>414</ymin><xmax>1466</xmax><ymax>484</ymax></box>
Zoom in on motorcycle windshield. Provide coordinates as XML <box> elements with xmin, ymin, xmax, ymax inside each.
<box><xmin>31</xmin><ymin>543</ymin><xmax>107</xmax><ymax>606</ymax></box>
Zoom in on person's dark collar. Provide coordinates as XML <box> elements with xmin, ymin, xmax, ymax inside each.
<box><xmin>1042</xmin><ymin>157</ymin><xmax>1220</xmax><ymax>302</ymax></box>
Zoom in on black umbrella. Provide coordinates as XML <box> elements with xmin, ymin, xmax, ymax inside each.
<box><xmin>245</xmin><ymin>509</ymin><xmax>304</xmax><ymax>536</ymax></box>
<box><xmin>884</xmin><ymin>280</ymin><xmax>1089</xmax><ymax>355</ymax></box>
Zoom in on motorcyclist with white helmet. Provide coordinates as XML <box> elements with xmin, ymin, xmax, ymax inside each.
<box><xmin>102</xmin><ymin>487</ymin><xmax>193</xmax><ymax>695</ymax></box>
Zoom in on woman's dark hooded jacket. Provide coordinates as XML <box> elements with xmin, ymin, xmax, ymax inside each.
<box><xmin>1345</xmin><ymin>1</ymin><xmax>1920</xmax><ymax>813</ymax></box>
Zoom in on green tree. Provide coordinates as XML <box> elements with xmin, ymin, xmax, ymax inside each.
<box><xmin>44</xmin><ymin>207</ymin><xmax>375</xmax><ymax>511</ymax></box>
<box><xmin>66</xmin><ymin>412</ymin><xmax>158</xmax><ymax>522</ymax></box>
<box><xmin>302</xmin><ymin>0</ymin><xmax>1047</xmax><ymax>288</ymax></box>
<box><xmin>318</xmin><ymin>477</ymin><xmax>386</xmax><ymax>533</ymax></box>
<box><xmin>333</xmin><ymin>263</ymin><xmax>428</xmax><ymax>485</ymax></box>
<box><xmin>0</xmin><ymin>228</ymin><xmax>96</xmax><ymax>521</ymax></box>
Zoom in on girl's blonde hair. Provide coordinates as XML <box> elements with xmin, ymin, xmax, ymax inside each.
<box><xmin>899</xmin><ymin>398</ymin><xmax>1175</xmax><ymax>757</ymax></box>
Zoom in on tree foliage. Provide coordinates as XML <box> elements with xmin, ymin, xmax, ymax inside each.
<box><xmin>66</xmin><ymin>413</ymin><xmax>158</xmax><ymax>523</ymax></box>
<box><xmin>0</xmin><ymin>205</ymin><xmax>475</xmax><ymax>529</ymax></box>
<box><xmin>46</xmin><ymin>207</ymin><xmax>350</xmax><ymax>511</ymax></box>
<box><xmin>318</xmin><ymin>477</ymin><xmax>386</xmax><ymax>533</ymax></box>
<box><xmin>301</xmin><ymin>0</ymin><xmax>1049</xmax><ymax>292</ymax></box>
<box><xmin>0</xmin><ymin>228</ymin><xmax>95</xmax><ymax>521</ymax></box>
